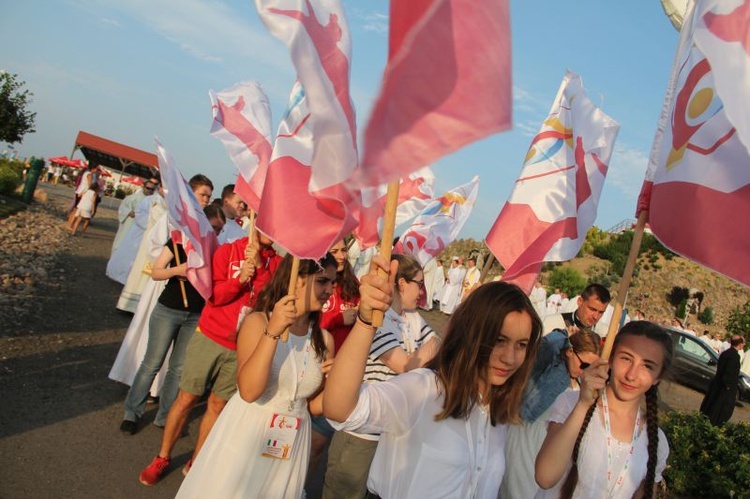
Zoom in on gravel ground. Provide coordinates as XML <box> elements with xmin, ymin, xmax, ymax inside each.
<box><xmin>0</xmin><ymin>182</ymin><xmax>746</xmax><ymax>499</ymax></box>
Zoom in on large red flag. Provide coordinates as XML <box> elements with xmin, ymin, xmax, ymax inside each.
<box><xmin>638</xmin><ymin>0</ymin><xmax>750</xmax><ymax>287</ymax></box>
<box><xmin>354</xmin><ymin>0</ymin><xmax>512</xmax><ymax>187</ymax></box>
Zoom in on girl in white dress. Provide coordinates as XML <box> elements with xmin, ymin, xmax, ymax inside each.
<box><xmin>325</xmin><ymin>256</ymin><xmax>543</xmax><ymax>499</ymax></box>
<box><xmin>176</xmin><ymin>253</ymin><xmax>336</xmax><ymax>498</ymax></box>
<box><xmin>535</xmin><ymin>321</ymin><xmax>673</xmax><ymax>498</ymax></box>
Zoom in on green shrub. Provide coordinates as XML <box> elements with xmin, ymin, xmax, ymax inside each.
<box><xmin>698</xmin><ymin>307</ymin><xmax>714</xmax><ymax>325</ymax></box>
<box><xmin>547</xmin><ymin>267</ymin><xmax>587</xmax><ymax>297</ymax></box>
<box><xmin>676</xmin><ymin>299</ymin><xmax>687</xmax><ymax>321</ymax></box>
<box><xmin>726</xmin><ymin>301</ymin><xmax>750</xmax><ymax>344</ymax></box>
<box><xmin>0</xmin><ymin>164</ymin><xmax>22</xmax><ymax>195</ymax></box>
<box><xmin>661</xmin><ymin>412</ymin><xmax>750</xmax><ymax>497</ymax></box>
<box><xmin>667</xmin><ymin>286</ymin><xmax>690</xmax><ymax>308</ymax></box>
<box><xmin>114</xmin><ymin>187</ymin><xmax>127</xmax><ymax>200</ymax></box>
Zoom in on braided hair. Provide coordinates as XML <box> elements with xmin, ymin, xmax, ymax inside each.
<box><xmin>560</xmin><ymin>321</ymin><xmax>672</xmax><ymax>498</ymax></box>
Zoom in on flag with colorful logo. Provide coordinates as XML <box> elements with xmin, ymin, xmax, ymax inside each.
<box><xmin>486</xmin><ymin>71</ymin><xmax>620</xmax><ymax>294</ymax></box>
<box><xmin>254</xmin><ymin>0</ymin><xmax>360</xmax><ymax>258</ymax></box>
<box><xmin>637</xmin><ymin>0</ymin><xmax>750</xmax><ymax>287</ymax></box>
<box><xmin>355</xmin><ymin>166</ymin><xmax>436</xmax><ymax>249</ymax></box>
<box><xmin>395</xmin><ymin>176</ymin><xmax>479</xmax><ymax>266</ymax></box>
<box><xmin>155</xmin><ymin>139</ymin><xmax>219</xmax><ymax>300</ymax></box>
<box><xmin>209</xmin><ymin>81</ymin><xmax>273</xmax><ymax>212</ymax></box>
<box><xmin>354</xmin><ymin>0</ymin><xmax>512</xmax><ymax>188</ymax></box>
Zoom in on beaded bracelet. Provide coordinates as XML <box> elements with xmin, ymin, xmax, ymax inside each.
<box><xmin>263</xmin><ymin>327</ymin><xmax>282</xmax><ymax>340</ymax></box>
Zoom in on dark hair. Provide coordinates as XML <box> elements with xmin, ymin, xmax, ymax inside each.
<box><xmin>564</xmin><ymin>331</ymin><xmax>602</xmax><ymax>362</ymax></box>
<box><xmin>188</xmin><ymin>174</ymin><xmax>214</xmax><ymax>191</ymax></box>
<box><xmin>337</xmin><ymin>259</ymin><xmax>359</xmax><ymax>302</ymax></box>
<box><xmin>425</xmin><ymin>281</ymin><xmax>542</xmax><ymax>426</ymax></box>
<box><xmin>254</xmin><ymin>253</ymin><xmax>337</xmax><ymax>360</ymax></box>
<box><xmin>203</xmin><ymin>203</ymin><xmax>225</xmax><ymax>222</ymax></box>
<box><xmin>561</xmin><ymin>321</ymin><xmax>673</xmax><ymax>499</ymax></box>
<box><xmin>580</xmin><ymin>283</ymin><xmax>611</xmax><ymax>304</ymax></box>
<box><xmin>221</xmin><ymin>184</ymin><xmax>236</xmax><ymax>201</ymax></box>
<box><xmin>392</xmin><ymin>254</ymin><xmax>422</xmax><ymax>285</ymax></box>
<box><xmin>731</xmin><ymin>335</ymin><xmax>745</xmax><ymax>347</ymax></box>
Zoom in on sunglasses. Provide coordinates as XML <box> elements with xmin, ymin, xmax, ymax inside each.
<box><xmin>573</xmin><ymin>350</ymin><xmax>590</xmax><ymax>370</ymax></box>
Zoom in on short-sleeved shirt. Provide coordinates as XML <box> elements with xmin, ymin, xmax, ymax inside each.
<box><xmin>535</xmin><ymin>390</ymin><xmax>669</xmax><ymax>499</ymax></box>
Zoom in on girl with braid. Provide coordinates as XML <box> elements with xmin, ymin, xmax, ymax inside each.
<box><xmin>535</xmin><ymin>321</ymin><xmax>673</xmax><ymax>498</ymax></box>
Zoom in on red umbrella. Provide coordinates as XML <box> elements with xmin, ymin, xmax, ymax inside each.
<box><xmin>121</xmin><ymin>176</ymin><xmax>144</xmax><ymax>186</ymax></box>
<box><xmin>49</xmin><ymin>156</ymin><xmax>86</xmax><ymax>168</ymax></box>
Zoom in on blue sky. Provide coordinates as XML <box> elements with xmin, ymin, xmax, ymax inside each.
<box><xmin>0</xmin><ymin>0</ymin><xmax>680</xmax><ymax>240</ymax></box>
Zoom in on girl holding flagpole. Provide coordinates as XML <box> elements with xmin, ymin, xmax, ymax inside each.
<box><xmin>176</xmin><ymin>253</ymin><xmax>336</xmax><ymax>498</ymax></box>
<box><xmin>534</xmin><ymin>321</ymin><xmax>672</xmax><ymax>498</ymax></box>
<box><xmin>324</xmin><ymin>256</ymin><xmax>542</xmax><ymax>498</ymax></box>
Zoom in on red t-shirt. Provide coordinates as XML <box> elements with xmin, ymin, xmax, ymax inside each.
<box><xmin>320</xmin><ymin>283</ymin><xmax>360</xmax><ymax>355</ymax></box>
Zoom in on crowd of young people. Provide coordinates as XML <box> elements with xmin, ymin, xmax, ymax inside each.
<box><xmin>102</xmin><ymin>174</ymin><xmax>674</xmax><ymax>498</ymax></box>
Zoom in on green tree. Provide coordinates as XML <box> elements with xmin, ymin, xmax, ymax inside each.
<box><xmin>547</xmin><ymin>267</ymin><xmax>587</xmax><ymax>298</ymax></box>
<box><xmin>726</xmin><ymin>301</ymin><xmax>750</xmax><ymax>342</ymax></box>
<box><xmin>0</xmin><ymin>72</ymin><xmax>36</xmax><ymax>144</ymax></box>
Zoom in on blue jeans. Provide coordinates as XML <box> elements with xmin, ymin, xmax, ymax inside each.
<box><xmin>123</xmin><ymin>302</ymin><xmax>200</xmax><ymax>426</ymax></box>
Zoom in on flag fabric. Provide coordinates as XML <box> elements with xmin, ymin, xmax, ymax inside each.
<box><xmin>486</xmin><ymin>71</ymin><xmax>620</xmax><ymax>294</ymax></box>
<box><xmin>209</xmin><ymin>81</ymin><xmax>273</xmax><ymax>212</ymax></box>
<box><xmin>254</xmin><ymin>0</ymin><xmax>361</xmax><ymax>258</ymax></box>
<box><xmin>637</xmin><ymin>0</ymin><xmax>750</xmax><ymax>287</ymax></box>
<box><xmin>354</xmin><ymin>166</ymin><xmax>436</xmax><ymax>248</ymax></box>
<box><xmin>255</xmin><ymin>82</ymin><xmax>358</xmax><ymax>258</ymax></box>
<box><xmin>395</xmin><ymin>176</ymin><xmax>479</xmax><ymax>267</ymax></box>
<box><xmin>354</xmin><ymin>0</ymin><xmax>512</xmax><ymax>188</ymax></box>
<box><xmin>155</xmin><ymin>139</ymin><xmax>219</xmax><ymax>300</ymax></box>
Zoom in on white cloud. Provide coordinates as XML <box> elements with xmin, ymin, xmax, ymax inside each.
<box><xmin>513</xmin><ymin>85</ymin><xmax>548</xmax><ymax>114</ymax></box>
<box><xmin>99</xmin><ymin>17</ymin><xmax>121</xmax><ymax>28</ymax></box>
<box><xmin>350</xmin><ymin>8</ymin><xmax>388</xmax><ymax>36</ymax></box>
<box><xmin>607</xmin><ymin>144</ymin><xmax>650</xmax><ymax>197</ymax></box>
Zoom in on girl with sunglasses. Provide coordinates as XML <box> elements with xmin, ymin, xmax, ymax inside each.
<box><xmin>501</xmin><ymin>329</ymin><xmax>601</xmax><ymax>498</ymax></box>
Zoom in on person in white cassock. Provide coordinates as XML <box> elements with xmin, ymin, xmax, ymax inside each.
<box><xmin>460</xmin><ymin>257</ymin><xmax>481</xmax><ymax>301</ymax></box>
<box><xmin>111</xmin><ymin>181</ymin><xmax>155</xmax><ymax>256</ymax></box>
<box><xmin>545</xmin><ymin>288</ymin><xmax>562</xmax><ymax>317</ymax></box>
<box><xmin>216</xmin><ymin>184</ymin><xmax>246</xmax><ymax>244</ymax></box>
<box><xmin>439</xmin><ymin>257</ymin><xmax>466</xmax><ymax>315</ymax></box>
<box><xmin>431</xmin><ymin>259</ymin><xmax>445</xmax><ymax>306</ymax></box>
<box><xmin>107</xmin><ymin>188</ymin><xmax>158</xmax><ymax>285</ymax></box>
<box><xmin>530</xmin><ymin>279</ymin><xmax>547</xmax><ymax>319</ymax></box>
<box><xmin>421</xmin><ymin>258</ymin><xmax>439</xmax><ymax>311</ymax></box>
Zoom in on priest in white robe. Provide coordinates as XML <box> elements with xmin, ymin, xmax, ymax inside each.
<box><xmin>440</xmin><ymin>257</ymin><xmax>466</xmax><ymax>315</ymax></box>
<box><xmin>106</xmin><ymin>191</ymin><xmax>156</xmax><ymax>284</ymax></box>
<box><xmin>111</xmin><ymin>182</ymin><xmax>154</xmax><ymax>256</ymax></box>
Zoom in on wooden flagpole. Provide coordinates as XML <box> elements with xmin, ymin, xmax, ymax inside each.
<box><xmin>172</xmin><ymin>241</ymin><xmax>189</xmax><ymax>309</ymax></box>
<box><xmin>280</xmin><ymin>257</ymin><xmax>300</xmax><ymax>342</ymax></box>
<box><xmin>371</xmin><ymin>181</ymin><xmax>400</xmax><ymax>327</ymax></box>
<box><xmin>600</xmin><ymin>210</ymin><xmax>648</xmax><ymax>360</ymax></box>
<box><xmin>246</xmin><ymin>209</ymin><xmax>256</xmax><ymax>242</ymax></box>
<box><xmin>479</xmin><ymin>252</ymin><xmax>496</xmax><ymax>284</ymax></box>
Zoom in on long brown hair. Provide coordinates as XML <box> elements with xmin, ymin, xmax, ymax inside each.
<box><xmin>560</xmin><ymin>321</ymin><xmax>673</xmax><ymax>498</ymax></box>
<box><xmin>425</xmin><ymin>281</ymin><xmax>542</xmax><ymax>426</ymax></box>
<box><xmin>337</xmin><ymin>259</ymin><xmax>359</xmax><ymax>302</ymax></box>
<box><xmin>254</xmin><ymin>253</ymin><xmax>337</xmax><ymax>360</ymax></box>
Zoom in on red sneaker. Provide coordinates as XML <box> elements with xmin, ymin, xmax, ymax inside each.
<box><xmin>139</xmin><ymin>456</ymin><xmax>171</xmax><ymax>486</ymax></box>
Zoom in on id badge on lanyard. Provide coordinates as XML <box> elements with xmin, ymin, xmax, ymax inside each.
<box><xmin>262</xmin><ymin>413</ymin><xmax>301</xmax><ymax>460</ymax></box>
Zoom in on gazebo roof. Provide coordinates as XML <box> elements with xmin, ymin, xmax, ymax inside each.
<box><xmin>73</xmin><ymin>131</ymin><xmax>159</xmax><ymax>180</ymax></box>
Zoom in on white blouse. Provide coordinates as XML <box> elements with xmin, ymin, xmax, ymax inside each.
<box><xmin>333</xmin><ymin>368</ymin><xmax>506</xmax><ymax>499</ymax></box>
<box><xmin>535</xmin><ymin>390</ymin><xmax>669</xmax><ymax>499</ymax></box>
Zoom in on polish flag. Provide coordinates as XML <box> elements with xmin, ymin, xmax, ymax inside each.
<box><xmin>354</xmin><ymin>166</ymin><xmax>436</xmax><ymax>249</ymax></box>
<box><xmin>255</xmin><ymin>0</ymin><xmax>360</xmax><ymax>258</ymax></box>
<box><xmin>638</xmin><ymin>0</ymin><xmax>750</xmax><ymax>287</ymax></box>
<box><xmin>486</xmin><ymin>71</ymin><xmax>619</xmax><ymax>294</ymax></box>
<box><xmin>395</xmin><ymin>176</ymin><xmax>479</xmax><ymax>267</ymax></box>
<box><xmin>155</xmin><ymin>139</ymin><xmax>219</xmax><ymax>300</ymax></box>
<box><xmin>354</xmin><ymin>0</ymin><xmax>512</xmax><ymax>187</ymax></box>
<box><xmin>209</xmin><ymin>81</ymin><xmax>272</xmax><ymax>212</ymax></box>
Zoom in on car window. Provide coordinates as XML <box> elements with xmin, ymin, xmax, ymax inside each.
<box><xmin>676</xmin><ymin>335</ymin><xmax>712</xmax><ymax>363</ymax></box>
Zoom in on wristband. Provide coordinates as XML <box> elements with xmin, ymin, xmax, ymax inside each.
<box><xmin>357</xmin><ymin>311</ymin><xmax>374</xmax><ymax>328</ymax></box>
<box><xmin>263</xmin><ymin>327</ymin><xmax>282</xmax><ymax>340</ymax></box>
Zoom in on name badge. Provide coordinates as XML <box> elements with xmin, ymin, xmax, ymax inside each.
<box><xmin>261</xmin><ymin>413</ymin><xmax>301</xmax><ymax>460</ymax></box>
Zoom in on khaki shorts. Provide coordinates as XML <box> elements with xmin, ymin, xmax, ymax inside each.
<box><xmin>179</xmin><ymin>329</ymin><xmax>237</xmax><ymax>401</ymax></box>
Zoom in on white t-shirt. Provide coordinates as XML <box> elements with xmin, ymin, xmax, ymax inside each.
<box><xmin>335</xmin><ymin>368</ymin><xmax>506</xmax><ymax>499</ymax></box>
<box><xmin>76</xmin><ymin>171</ymin><xmax>92</xmax><ymax>195</ymax></box>
<box><xmin>535</xmin><ymin>390</ymin><xmax>669</xmax><ymax>499</ymax></box>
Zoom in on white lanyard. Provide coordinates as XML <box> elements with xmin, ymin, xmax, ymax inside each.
<box><xmin>286</xmin><ymin>328</ymin><xmax>312</xmax><ymax>413</ymax></box>
<box><xmin>601</xmin><ymin>389</ymin><xmax>641</xmax><ymax>498</ymax></box>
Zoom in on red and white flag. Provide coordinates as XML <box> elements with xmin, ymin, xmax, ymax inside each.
<box><xmin>637</xmin><ymin>0</ymin><xmax>750</xmax><ymax>286</ymax></box>
<box><xmin>486</xmin><ymin>71</ymin><xmax>619</xmax><ymax>294</ymax></box>
<box><xmin>256</xmin><ymin>82</ymin><xmax>358</xmax><ymax>258</ymax></box>
<box><xmin>354</xmin><ymin>166</ymin><xmax>436</xmax><ymax>249</ymax></box>
<box><xmin>209</xmin><ymin>81</ymin><xmax>272</xmax><ymax>212</ymax></box>
<box><xmin>354</xmin><ymin>0</ymin><xmax>512</xmax><ymax>187</ymax></box>
<box><xmin>255</xmin><ymin>0</ymin><xmax>360</xmax><ymax>258</ymax></box>
<box><xmin>395</xmin><ymin>176</ymin><xmax>479</xmax><ymax>267</ymax></box>
<box><xmin>155</xmin><ymin>139</ymin><xmax>219</xmax><ymax>300</ymax></box>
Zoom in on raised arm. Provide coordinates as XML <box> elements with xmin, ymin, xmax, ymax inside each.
<box><xmin>235</xmin><ymin>295</ymin><xmax>298</xmax><ymax>403</ymax></box>
<box><xmin>535</xmin><ymin>359</ymin><xmax>609</xmax><ymax>489</ymax></box>
<box><xmin>324</xmin><ymin>257</ymin><xmax>397</xmax><ymax>423</ymax></box>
